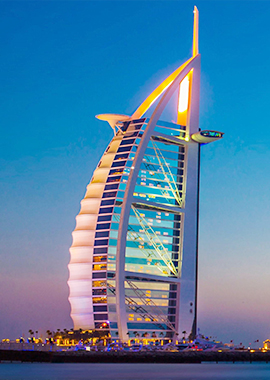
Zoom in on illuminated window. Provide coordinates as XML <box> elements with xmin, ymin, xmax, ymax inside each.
<box><xmin>92</xmin><ymin>297</ymin><xmax>107</xmax><ymax>304</ymax></box>
<box><xmin>107</xmin><ymin>176</ymin><xmax>121</xmax><ymax>183</ymax></box>
<box><xmin>115</xmin><ymin>153</ymin><xmax>129</xmax><ymax>160</ymax></box>
<box><xmin>93</xmin><ymin>264</ymin><xmax>107</xmax><ymax>271</ymax></box>
<box><xmin>93</xmin><ymin>256</ymin><xmax>107</xmax><ymax>263</ymax></box>
<box><xmin>92</xmin><ymin>281</ymin><xmax>107</xmax><ymax>288</ymax></box>
<box><xmin>92</xmin><ymin>288</ymin><xmax>106</xmax><ymax>296</ymax></box>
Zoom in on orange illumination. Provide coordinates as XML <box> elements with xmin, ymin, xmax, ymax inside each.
<box><xmin>131</xmin><ymin>7</ymin><xmax>199</xmax><ymax>121</ymax></box>
<box><xmin>131</xmin><ymin>57</ymin><xmax>194</xmax><ymax>120</ymax></box>
<box><xmin>178</xmin><ymin>75</ymin><xmax>190</xmax><ymax>112</ymax></box>
<box><xmin>193</xmin><ymin>6</ymin><xmax>199</xmax><ymax>57</ymax></box>
<box><xmin>177</xmin><ymin>70</ymin><xmax>193</xmax><ymax>126</ymax></box>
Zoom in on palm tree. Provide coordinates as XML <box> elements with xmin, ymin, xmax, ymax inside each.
<box><xmin>28</xmin><ymin>330</ymin><xmax>34</xmax><ymax>343</ymax></box>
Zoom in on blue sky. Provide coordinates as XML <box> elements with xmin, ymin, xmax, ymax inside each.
<box><xmin>1</xmin><ymin>0</ymin><xmax>270</xmax><ymax>345</ymax></box>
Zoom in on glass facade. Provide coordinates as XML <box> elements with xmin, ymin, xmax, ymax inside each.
<box><xmin>68</xmin><ymin>13</ymin><xmax>205</xmax><ymax>340</ymax></box>
<box><xmin>71</xmin><ymin>117</ymin><xmax>188</xmax><ymax>341</ymax></box>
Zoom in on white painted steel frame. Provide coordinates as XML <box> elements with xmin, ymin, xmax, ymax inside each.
<box><xmin>116</xmin><ymin>55</ymin><xmax>201</xmax><ymax>341</ymax></box>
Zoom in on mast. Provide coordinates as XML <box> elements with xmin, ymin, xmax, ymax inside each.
<box><xmin>193</xmin><ymin>6</ymin><xmax>199</xmax><ymax>57</ymax></box>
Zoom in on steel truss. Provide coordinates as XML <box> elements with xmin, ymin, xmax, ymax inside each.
<box><xmin>107</xmin><ymin>281</ymin><xmax>177</xmax><ymax>334</ymax></box>
<box><xmin>150</xmin><ymin>138</ymin><xmax>183</xmax><ymax>207</ymax></box>
<box><xmin>114</xmin><ymin>213</ymin><xmax>170</xmax><ymax>276</ymax></box>
<box><xmin>131</xmin><ymin>205</ymin><xmax>178</xmax><ymax>276</ymax></box>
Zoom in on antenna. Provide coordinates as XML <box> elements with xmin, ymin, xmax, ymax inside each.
<box><xmin>193</xmin><ymin>6</ymin><xmax>199</xmax><ymax>56</ymax></box>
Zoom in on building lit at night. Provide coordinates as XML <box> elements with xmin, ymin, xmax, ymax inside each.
<box><xmin>68</xmin><ymin>7</ymin><xmax>223</xmax><ymax>343</ymax></box>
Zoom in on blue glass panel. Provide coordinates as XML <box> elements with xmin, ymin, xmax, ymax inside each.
<box><xmin>104</xmin><ymin>184</ymin><xmax>119</xmax><ymax>191</ymax></box>
<box><xmin>96</xmin><ymin>223</ymin><xmax>111</xmax><ymax>230</ymax></box>
<box><xmin>92</xmin><ymin>272</ymin><xmax>107</xmax><ymax>279</ymax></box>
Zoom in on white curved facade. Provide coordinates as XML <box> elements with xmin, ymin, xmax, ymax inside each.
<box><xmin>68</xmin><ymin>7</ymin><xmax>223</xmax><ymax>342</ymax></box>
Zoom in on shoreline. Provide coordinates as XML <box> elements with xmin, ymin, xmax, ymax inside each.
<box><xmin>1</xmin><ymin>350</ymin><xmax>270</xmax><ymax>364</ymax></box>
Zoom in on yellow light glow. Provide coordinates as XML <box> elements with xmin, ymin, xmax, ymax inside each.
<box><xmin>178</xmin><ymin>75</ymin><xmax>190</xmax><ymax>113</ymax></box>
<box><xmin>131</xmin><ymin>57</ymin><xmax>194</xmax><ymax>120</ymax></box>
<box><xmin>193</xmin><ymin>6</ymin><xmax>199</xmax><ymax>57</ymax></box>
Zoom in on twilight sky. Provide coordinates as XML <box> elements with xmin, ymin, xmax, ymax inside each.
<box><xmin>1</xmin><ymin>0</ymin><xmax>270</xmax><ymax>346</ymax></box>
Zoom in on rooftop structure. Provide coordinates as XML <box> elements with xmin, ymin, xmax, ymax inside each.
<box><xmin>68</xmin><ymin>6</ymin><xmax>223</xmax><ymax>343</ymax></box>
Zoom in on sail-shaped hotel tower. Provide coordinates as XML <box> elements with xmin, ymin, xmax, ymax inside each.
<box><xmin>68</xmin><ymin>7</ymin><xmax>223</xmax><ymax>342</ymax></box>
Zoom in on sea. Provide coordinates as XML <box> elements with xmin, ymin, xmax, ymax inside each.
<box><xmin>0</xmin><ymin>363</ymin><xmax>270</xmax><ymax>380</ymax></box>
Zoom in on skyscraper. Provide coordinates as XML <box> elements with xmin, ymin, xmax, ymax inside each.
<box><xmin>68</xmin><ymin>7</ymin><xmax>223</xmax><ymax>343</ymax></box>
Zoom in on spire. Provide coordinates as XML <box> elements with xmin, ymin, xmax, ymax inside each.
<box><xmin>193</xmin><ymin>6</ymin><xmax>199</xmax><ymax>57</ymax></box>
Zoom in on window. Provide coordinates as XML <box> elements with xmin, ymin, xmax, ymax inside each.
<box><xmin>92</xmin><ymin>272</ymin><xmax>106</xmax><ymax>279</ymax></box>
<box><xmin>94</xmin><ymin>239</ymin><xmax>108</xmax><ymax>247</ymax></box>
<box><xmin>92</xmin><ymin>288</ymin><xmax>106</xmax><ymax>296</ymax></box>
<box><xmin>102</xmin><ymin>191</ymin><xmax>117</xmax><ymax>198</ymax></box>
<box><xmin>92</xmin><ymin>280</ymin><xmax>107</xmax><ymax>287</ymax></box>
<box><xmin>121</xmin><ymin>121</ymin><xmax>130</xmax><ymax>132</ymax></box>
<box><xmin>112</xmin><ymin>161</ymin><xmax>126</xmax><ymax>168</ymax></box>
<box><xmin>100</xmin><ymin>199</ymin><xmax>115</xmax><ymax>206</ymax></box>
<box><xmin>92</xmin><ymin>297</ymin><xmax>107</xmax><ymax>304</ymax></box>
<box><xmin>95</xmin><ymin>231</ymin><xmax>109</xmax><ymax>238</ymax></box>
<box><xmin>178</xmin><ymin>169</ymin><xmax>184</xmax><ymax>176</ymax></box>
<box><xmin>94</xmin><ymin>247</ymin><xmax>107</xmax><ymax>254</ymax></box>
<box><xmin>115</xmin><ymin>153</ymin><xmax>129</xmax><ymax>161</ymax></box>
<box><xmin>120</xmin><ymin>138</ymin><xmax>135</xmax><ymax>146</ymax></box>
<box><xmin>93</xmin><ymin>306</ymin><xmax>107</xmax><ymax>312</ymax></box>
<box><xmin>93</xmin><ymin>255</ymin><xmax>107</xmax><ymax>263</ymax></box>
<box><xmin>93</xmin><ymin>264</ymin><xmax>107</xmax><ymax>271</ymax></box>
<box><xmin>94</xmin><ymin>314</ymin><xmax>109</xmax><ymax>321</ymax></box>
<box><xmin>109</xmin><ymin>168</ymin><xmax>124</xmax><ymax>176</ymax></box>
<box><xmin>96</xmin><ymin>223</ymin><xmax>110</xmax><ymax>230</ymax></box>
<box><xmin>117</xmin><ymin>146</ymin><xmax>132</xmax><ymax>153</ymax></box>
<box><xmin>131</xmin><ymin>118</ymin><xmax>146</xmax><ymax>125</ymax></box>
<box><xmin>107</xmin><ymin>176</ymin><xmax>121</xmax><ymax>183</ymax></box>
<box><xmin>124</xmin><ymin>131</ymin><xmax>139</xmax><ymax>138</ymax></box>
<box><xmin>99</xmin><ymin>207</ymin><xmax>113</xmax><ymax>214</ymax></box>
<box><xmin>97</xmin><ymin>215</ymin><xmax>111</xmax><ymax>222</ymax></box>
<box><xmin>104</xmin><ymin>184</ymin><xmax>119</xmax><ymax>191</ymax></box>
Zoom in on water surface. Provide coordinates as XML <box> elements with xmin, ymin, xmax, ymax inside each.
<box><xmin>1</xmin><ymin>362</ymin><xmax>270</xmax><ymax>380</ymax></box>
